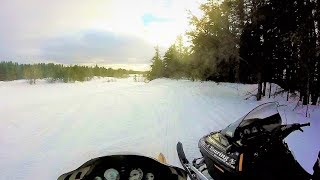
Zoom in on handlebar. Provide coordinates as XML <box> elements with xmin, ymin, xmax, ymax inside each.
<box><xmin>278</xmin><ymin>122</ymin><xmax>310</xmax><ymax>139</ymax></box>
<box><xmin>300</xmin><ymin>122</ymin><xmax>311</xmax><ymax>128</ymax></box>
<box><xmin>292</xmin><ymin>122</ymin><xmax>310</xmax><ymax>132</ymax></box>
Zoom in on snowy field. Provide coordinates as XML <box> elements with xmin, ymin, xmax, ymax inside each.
<box><xmin>0</xmin><ymin>77</ymin><xmax>319</xmax><ymax>179</ymax></box>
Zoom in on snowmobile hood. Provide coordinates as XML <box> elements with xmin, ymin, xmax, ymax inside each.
<box><xmin>221</xmin><ymin>102</ymin><xmax>282</xmax><ymax>140</ymax></box>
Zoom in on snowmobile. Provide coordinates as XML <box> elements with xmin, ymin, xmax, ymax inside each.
<box><xmin>177</xmin><ymin>102</ymin><xmax>320</xmax><ymax>180</ymax></box>
<box><xmin>57</xmin><ymin>102</ymin><xmax>319</xmax><ymax>180</ymax></box>
<box><xmin>57</xmin><ymin>153</ymin><xmax>188</xmax><ymax>180</ymax></box>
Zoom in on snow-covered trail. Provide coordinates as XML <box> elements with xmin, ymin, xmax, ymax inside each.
<box><xmin>0</xmin><ymin>78</ymin><xmax>319</xmax><ymax>179</ymax></box>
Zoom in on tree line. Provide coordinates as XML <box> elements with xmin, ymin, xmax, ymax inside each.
<box><xmin>148</xmin><ymin>0</ymin><xmax>320</xmax><ymax>104</ymax></box>
<box><xmin>0</xmin><ymin>61</ymin><xmax>143</xmax><ymax>84</ymax></box>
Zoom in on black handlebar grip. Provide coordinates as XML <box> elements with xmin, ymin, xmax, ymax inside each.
<box><xmin>300</xmin><ymin>122</ymin><xmax>310</xmax><ymax>127</ymax></box>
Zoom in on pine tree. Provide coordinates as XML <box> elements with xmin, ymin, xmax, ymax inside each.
<box><xmin>23</xmin><ymin>65</ymin><xmax>41</xmax><ymax>84</ymax></box>
<box><xmin>148</xmin><ymin>46</ymin><xmax>165</xmax><ymax>80</ymax></box>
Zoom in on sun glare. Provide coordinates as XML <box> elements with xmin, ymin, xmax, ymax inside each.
<box><xmin>89</xmin><ymin>0</ymin><xmax>203</xmax><ymax>48</ymax></box>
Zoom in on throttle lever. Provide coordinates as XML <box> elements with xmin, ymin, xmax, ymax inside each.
<box><xmin>297</xmin><ymin>122</ymin><xmax>310</xmax><ymax>132</ymax></box>
<box><xmin>298</xmin><ymin>127</ymin><xmax>304</xmax><ymax>132</ymax></box>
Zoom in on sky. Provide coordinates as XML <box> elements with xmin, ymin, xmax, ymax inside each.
<box><xmin>0</xmin><ymin>0</ymin><xmax>204</xmax><ymax>70</ymax></box>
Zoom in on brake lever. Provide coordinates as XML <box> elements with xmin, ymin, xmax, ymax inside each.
<box><xmin>291</xmin><ymin>124</ymin><xmax>304</xmax><ymax>132</ymax></box>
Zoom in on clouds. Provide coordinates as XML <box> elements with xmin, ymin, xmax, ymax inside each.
<box><xmin>0</xmin><ymin>0</ymin><xmax>205</xmax><ymax>68</ymax></box>
<box><xmin>40</xmin><ymin>30</ymin><xmax>155</xmax><ymax>64</ymax></box>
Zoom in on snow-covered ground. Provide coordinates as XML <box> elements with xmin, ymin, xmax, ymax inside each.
<box><xmin>0</xmin><ymin>77</ymin><xmax>319</xmax><ymax>179</ymax></box>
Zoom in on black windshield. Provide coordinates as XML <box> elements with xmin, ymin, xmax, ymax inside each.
<box><xmin>221</xmin><ymin>102</ymin><xmax>281</xmax><ymax>139</ymax></box>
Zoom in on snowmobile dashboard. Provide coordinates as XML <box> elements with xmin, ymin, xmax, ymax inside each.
<box><xmin>57</xmin><ymin>154</ymin><xmax>187</xmax><ymax>180</ymax></box>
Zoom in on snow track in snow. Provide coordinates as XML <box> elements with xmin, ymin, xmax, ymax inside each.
<box><xmin>0</xmin><ymin>78</ymin><xmax>319</xmax><ymax>179</ymax></box>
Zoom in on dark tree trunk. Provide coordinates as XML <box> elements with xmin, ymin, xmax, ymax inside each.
<box><xmin>287</xmin><ymin>91</ymin><xmax>289</xmax><ymax>101</ymax></box>
<box><xmin>311</xmin><ymin>93</ymin><xmax>318</xmax><ymax>105</ymax></box>
<box><xmin>303</xmin><ymin>78</ymin><xmax>310</xmax><ymax>105</ymax></box>
<box><xmin>303</xmin><ymin>94</ymin><xmax>308</xmax><ymax>105</ymax></box>
<box><xmin>257</xmin><ymin>72</ymin><xmax>262</xmax><ymax>101</ymax></box>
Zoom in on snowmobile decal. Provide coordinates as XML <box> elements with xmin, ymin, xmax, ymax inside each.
<box><xmin>200</xmin><ymin>139</ymin><xmax>236</xmax><ymax>169</ymax></box>
<box><xmin>207</xmin><ymin>145</ymin><xmax>236</xmax><ymax>169</ymax></box>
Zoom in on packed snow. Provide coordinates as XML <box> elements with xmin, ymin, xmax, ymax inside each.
<box><xmin>0</xmin><ymin>77</ymin><xmax>319</xmax><ymax>180</ymax></box>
